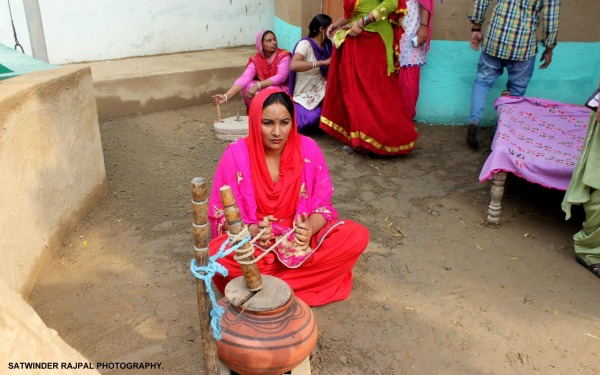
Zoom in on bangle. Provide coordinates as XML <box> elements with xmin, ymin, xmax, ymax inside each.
<box><xmin>312</xmin><ymin>60</ymin><xmax>317</xmax><ymax>69</ymax></box>
<box><xmin>257</xmin><ymin>82</ymin><xmax>262</xmax><ymax>91</ymax></box>
<box><xmin>363</xmin><ymin>14</ymin><xmax>370</xmax><ymax>26</ymax></box>
<box><xmin>471</xmin><ymin>26</ymin><xmax>481</xmax><ymax>32</ymax></box>
<box><xmin>420</xmin><ymin>23</ymin><xmax>429</xmax><ymax>27</ymax></box>
<box><xmin>223</xmin><ymin>93</ymin><xmax>228</xmax><ymax>102</ymax></box>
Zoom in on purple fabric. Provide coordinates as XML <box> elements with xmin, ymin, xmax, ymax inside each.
<box><xmin>295</xmin><ymin>102</ymin><xmax>322</xmax><ymax>133</ymax></box>
<box><xmin>479</xmin><ymin>96</ymin><xmax>591</xmax><ymax>190</ymax></box>
<box><xmin>209</xmin><ymin>135</ymin><xmax>338</xmax><ymax>238</ymax></box>
<box><xmin>289</xmin><ymin>37</ymin><xmax>332</xmax><ymax>97</ymax></box>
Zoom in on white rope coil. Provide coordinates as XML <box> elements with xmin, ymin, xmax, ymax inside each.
<box><xmin>227</xmin><ymin>225</ymin><xmax>299</xmax><ymax>265</ymax></box>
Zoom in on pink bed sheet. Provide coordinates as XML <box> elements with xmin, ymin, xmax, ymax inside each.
<box><xmin>479</xmin><ymin>96</ymin><xmax>592</xmax><ymax>190</ymax></box>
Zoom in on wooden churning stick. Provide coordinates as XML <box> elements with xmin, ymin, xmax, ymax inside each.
<box><xmin>190</xmin><ymin>177</ymin><xmax>219</xmax><ymax>375</ymax></box>
<box><xmin>215</xmin><ymin>103</ymin><xmax>222</xmax><ymax>123</ymax></box>
<box><xmin>219</xmin><ymin>185</ymin><xmax>263</xmax><ymax>292</ymax></box>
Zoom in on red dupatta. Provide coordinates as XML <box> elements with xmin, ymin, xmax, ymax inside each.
<box><xmin>343</xmin><ymin>0</ymin><xmax>360</xmax><ymax>18</ymax></box>
<box><xmin>245</xmin><ymin>89</ymin><xmax>303</xmax><ymax>226</ymax></box>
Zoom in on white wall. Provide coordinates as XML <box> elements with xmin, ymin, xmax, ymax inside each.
<box><xmin>0</xmin><ymin>0</ymin><xmax>31</xmax><ymax>54</ymax></box>
<box><xmin>1</xmin><ymin>0</ymin><xmax>274</xmax><ymax>65</ymax></box>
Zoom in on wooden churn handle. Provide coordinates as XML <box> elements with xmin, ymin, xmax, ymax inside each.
<box><xmin>216</xmin><ymin>103</ymin><xmax>222</xmax><ymax>123</ymax></box>
<box><xmin>219</xmin><ymin>185</ymin><xmax>263</xmax><ymax>292</ymax></box>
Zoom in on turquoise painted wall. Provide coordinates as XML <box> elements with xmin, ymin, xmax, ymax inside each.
<box><xmin>419</xmin><ymin>41</ymin><xmax>600</xmax><ymax>125</ymax></box>
<box><xmin>275</xmin><ymin>16</ymin><xmax>301</xmax><ymax>53</ymax></box>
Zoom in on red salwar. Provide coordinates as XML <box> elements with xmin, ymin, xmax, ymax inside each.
<box><xmin>208</xmin><ymin>220</ymin><xmax>369</xmax><ymax>307</ymax></box>
<box><xmin>399</xmin><ymin>65</ymin><xmax>421</xmax><ymax>121</ymax></box>
<box><xmin>320</xmin><ymin>31</ymin><xmax>418</xmax><ymax>155</ymax></box>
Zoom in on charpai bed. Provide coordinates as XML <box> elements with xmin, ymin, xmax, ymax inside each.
<box><xmin>479</xmin><ymin>96</ymin><xmax>592</xmax><ymax>224</ymax></box>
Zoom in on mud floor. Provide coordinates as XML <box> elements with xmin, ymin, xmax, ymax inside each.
<box><xmin>29</xmin><ymin>100</ymin><xmax>600</xmax><ymax>374</ymax></box>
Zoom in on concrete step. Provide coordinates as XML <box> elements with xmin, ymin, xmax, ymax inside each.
<box><xmin>67</xmin><ymin>46</ymin><xmax>254</xmax><ymax>120</ymax></box>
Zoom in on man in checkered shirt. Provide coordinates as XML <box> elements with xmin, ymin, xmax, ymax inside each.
<box><xmin>465</xmin><ymin>0</ymin><xmax>561</xmax><ymax>149</ymax></box>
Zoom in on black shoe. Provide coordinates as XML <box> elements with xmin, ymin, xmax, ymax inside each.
<box><xmin>466</xmin><ymin>123</ymin><xmax>480</xmax><ymax>149</ymax></box>
<box><xmin>575</xmin><ymin>255</ymin><xmax>600</xmax><ymax>278</ymax></box>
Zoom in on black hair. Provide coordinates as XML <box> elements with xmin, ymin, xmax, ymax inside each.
<box><xmin>263</xmin><ymin>92</ymin><xmax>295</xmax><ymax>119</ymax></box>
<box><xmin>308</xmin><ymin>14</ymin><xmax>332</xmax><ymax>38</ymax></box>
<box><xmin>262</xmin><ymin>30</ymin><xmax>275</xmax><ymax>42</ymax></box>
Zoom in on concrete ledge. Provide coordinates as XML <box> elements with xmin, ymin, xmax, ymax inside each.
<box><xmin>69</xmin><ymin>47</ymin><xmax>255</xmax><ymax>120</ymax></box>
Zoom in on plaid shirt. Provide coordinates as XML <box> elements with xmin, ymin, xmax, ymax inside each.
<box><xmin>469</xmin><ymin>0</ymin><xmax>561</xmax><ymax>61</ymax></box>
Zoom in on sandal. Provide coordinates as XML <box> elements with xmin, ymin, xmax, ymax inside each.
<box><xmin>575</xmin><ymin>255</ymin><xmax>600</xmax><ymax>278</ymax></box>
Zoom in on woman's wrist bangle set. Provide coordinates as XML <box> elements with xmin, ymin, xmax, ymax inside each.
<box><xmin>223</xmin><ymin>93</ymin><xmax>228</xmax><ymax>102</ymax></box>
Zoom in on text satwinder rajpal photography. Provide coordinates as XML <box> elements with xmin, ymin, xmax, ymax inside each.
<box><xmin>7</xmin><ymin>362</ymin><xmax>162</xmax><ymax>370</ymax></box>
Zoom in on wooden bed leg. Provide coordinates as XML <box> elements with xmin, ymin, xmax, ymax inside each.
<box><xmin>486</xmin><ymin>171</ymin><xmax>507</xmax><ymax>225</ymax></box>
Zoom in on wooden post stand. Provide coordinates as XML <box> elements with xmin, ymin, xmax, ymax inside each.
<box><xmin>191</xmin><ymin>177</ymin><xmax>219</xmax><ymax>375</ymax></box>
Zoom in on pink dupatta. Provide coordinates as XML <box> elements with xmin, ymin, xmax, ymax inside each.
<box><xmin>418</xmin><ymin>0</ymin><xmax>434</xmax><ymax>52</ymax></box>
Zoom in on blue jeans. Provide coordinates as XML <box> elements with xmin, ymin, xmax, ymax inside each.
<box><xmin>468</xmin><ymin>52</ymin><xmax>536</xmax><ymax>125</ymax></box>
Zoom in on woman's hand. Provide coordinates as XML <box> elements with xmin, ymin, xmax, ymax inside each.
<box><xmin>417</xmin><ymin>25</ymin><xmax>428</xmax><ymax>46</ymax></box>
<box><xmin>294</xmin><ymin>213</ymin><xmax>314</xmax><ymax>248</ymax></box>
<box><xmin>251</xmin><ymin>215</ymin><xmax>276</xmax><ymax>247</ymax></box>
<box><xmin>327</xmin><ymin>17</ymin><xmax>348</xmax><ymax>39</ymax></box>
<box><xmin>346</xmin><ymin>21</ymin><xmax>363</xmax><ymax>38</ymax></box>
<box><xmin>321</xmin><ymin>57</ymin><xmax>331</xmax><ymax>66</ymax></box>
<box><xmin>212</xmin><ymin>94</ymin><xmax>226</xmax><ymax>105</ymax></box>
<box><xmin>246</xmin><ymin>84</ymin><xmax>260</xmax><ymax>101</ymax></box>
<box><xmin>327</xmin><ymin>24</ymin><xmax>340</xmax><ymax>39</ymax></box>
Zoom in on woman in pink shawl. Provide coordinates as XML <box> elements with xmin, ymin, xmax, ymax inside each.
<box><xmin>212</xmin><ymin>30</ymin><xmax>291</xmax><ymax>112</ymax></box>
<box><xmin>399</xmin><ymin>0</ymin><xmax>434</xmax><ymax>120</ymax></box>
<box><xmin>208</xmin><ymin>89</ymin><xmax>369</xmax><ymax>307</ymax></box>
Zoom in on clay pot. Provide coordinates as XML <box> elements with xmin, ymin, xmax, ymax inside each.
<box><xmin>216</xmin><ymin>291</ymin><xmax>317</xmax><ymax>375</ymax></box>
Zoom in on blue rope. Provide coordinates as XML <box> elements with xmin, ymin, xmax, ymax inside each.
<box><xmin>190</xmin><ymin>234</ymin><xmax>251</xmax><ymax>341</ymax></box>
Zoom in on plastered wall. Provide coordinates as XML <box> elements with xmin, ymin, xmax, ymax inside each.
<box><xmin>0</xmin><ymin>0</ymin><xmax>275</xmax><ymax>64</ymax></box>
<box><xmin>0</xmin><ymin>65</ymin><xmax>107</xmax><ymax>296</ymax></box>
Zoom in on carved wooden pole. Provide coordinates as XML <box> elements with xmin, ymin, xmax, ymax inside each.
<box><xmin>486</xmin><ymin>171</ymin><xmax>507</xmax><ymax>225</ymax></box>
<box><xmin>219</xmin><ymin>185</ymin><xmax>263</xmax><ymax>291</ymax></box>
<box><xmin>191</xmin><ymin>177</ymin><xmax>219</xmax><ymax>375</ymax></box>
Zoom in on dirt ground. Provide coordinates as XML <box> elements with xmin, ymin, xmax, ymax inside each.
<box><xmin>28</xmin><ymin>100</ymin><xmax>600</xmax><ymax>375</ymax></box>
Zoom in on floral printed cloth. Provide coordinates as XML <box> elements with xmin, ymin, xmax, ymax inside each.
<box><xmin>480</xmin><ymin>97</ymin><xmax>592</xmax><ymax>190</ymax></box>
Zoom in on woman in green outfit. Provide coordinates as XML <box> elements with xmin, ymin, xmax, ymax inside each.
<box><xmin>562</xmin><ymin>81</ymin><xmax>600</xmax><ymax>278</ymax></box>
